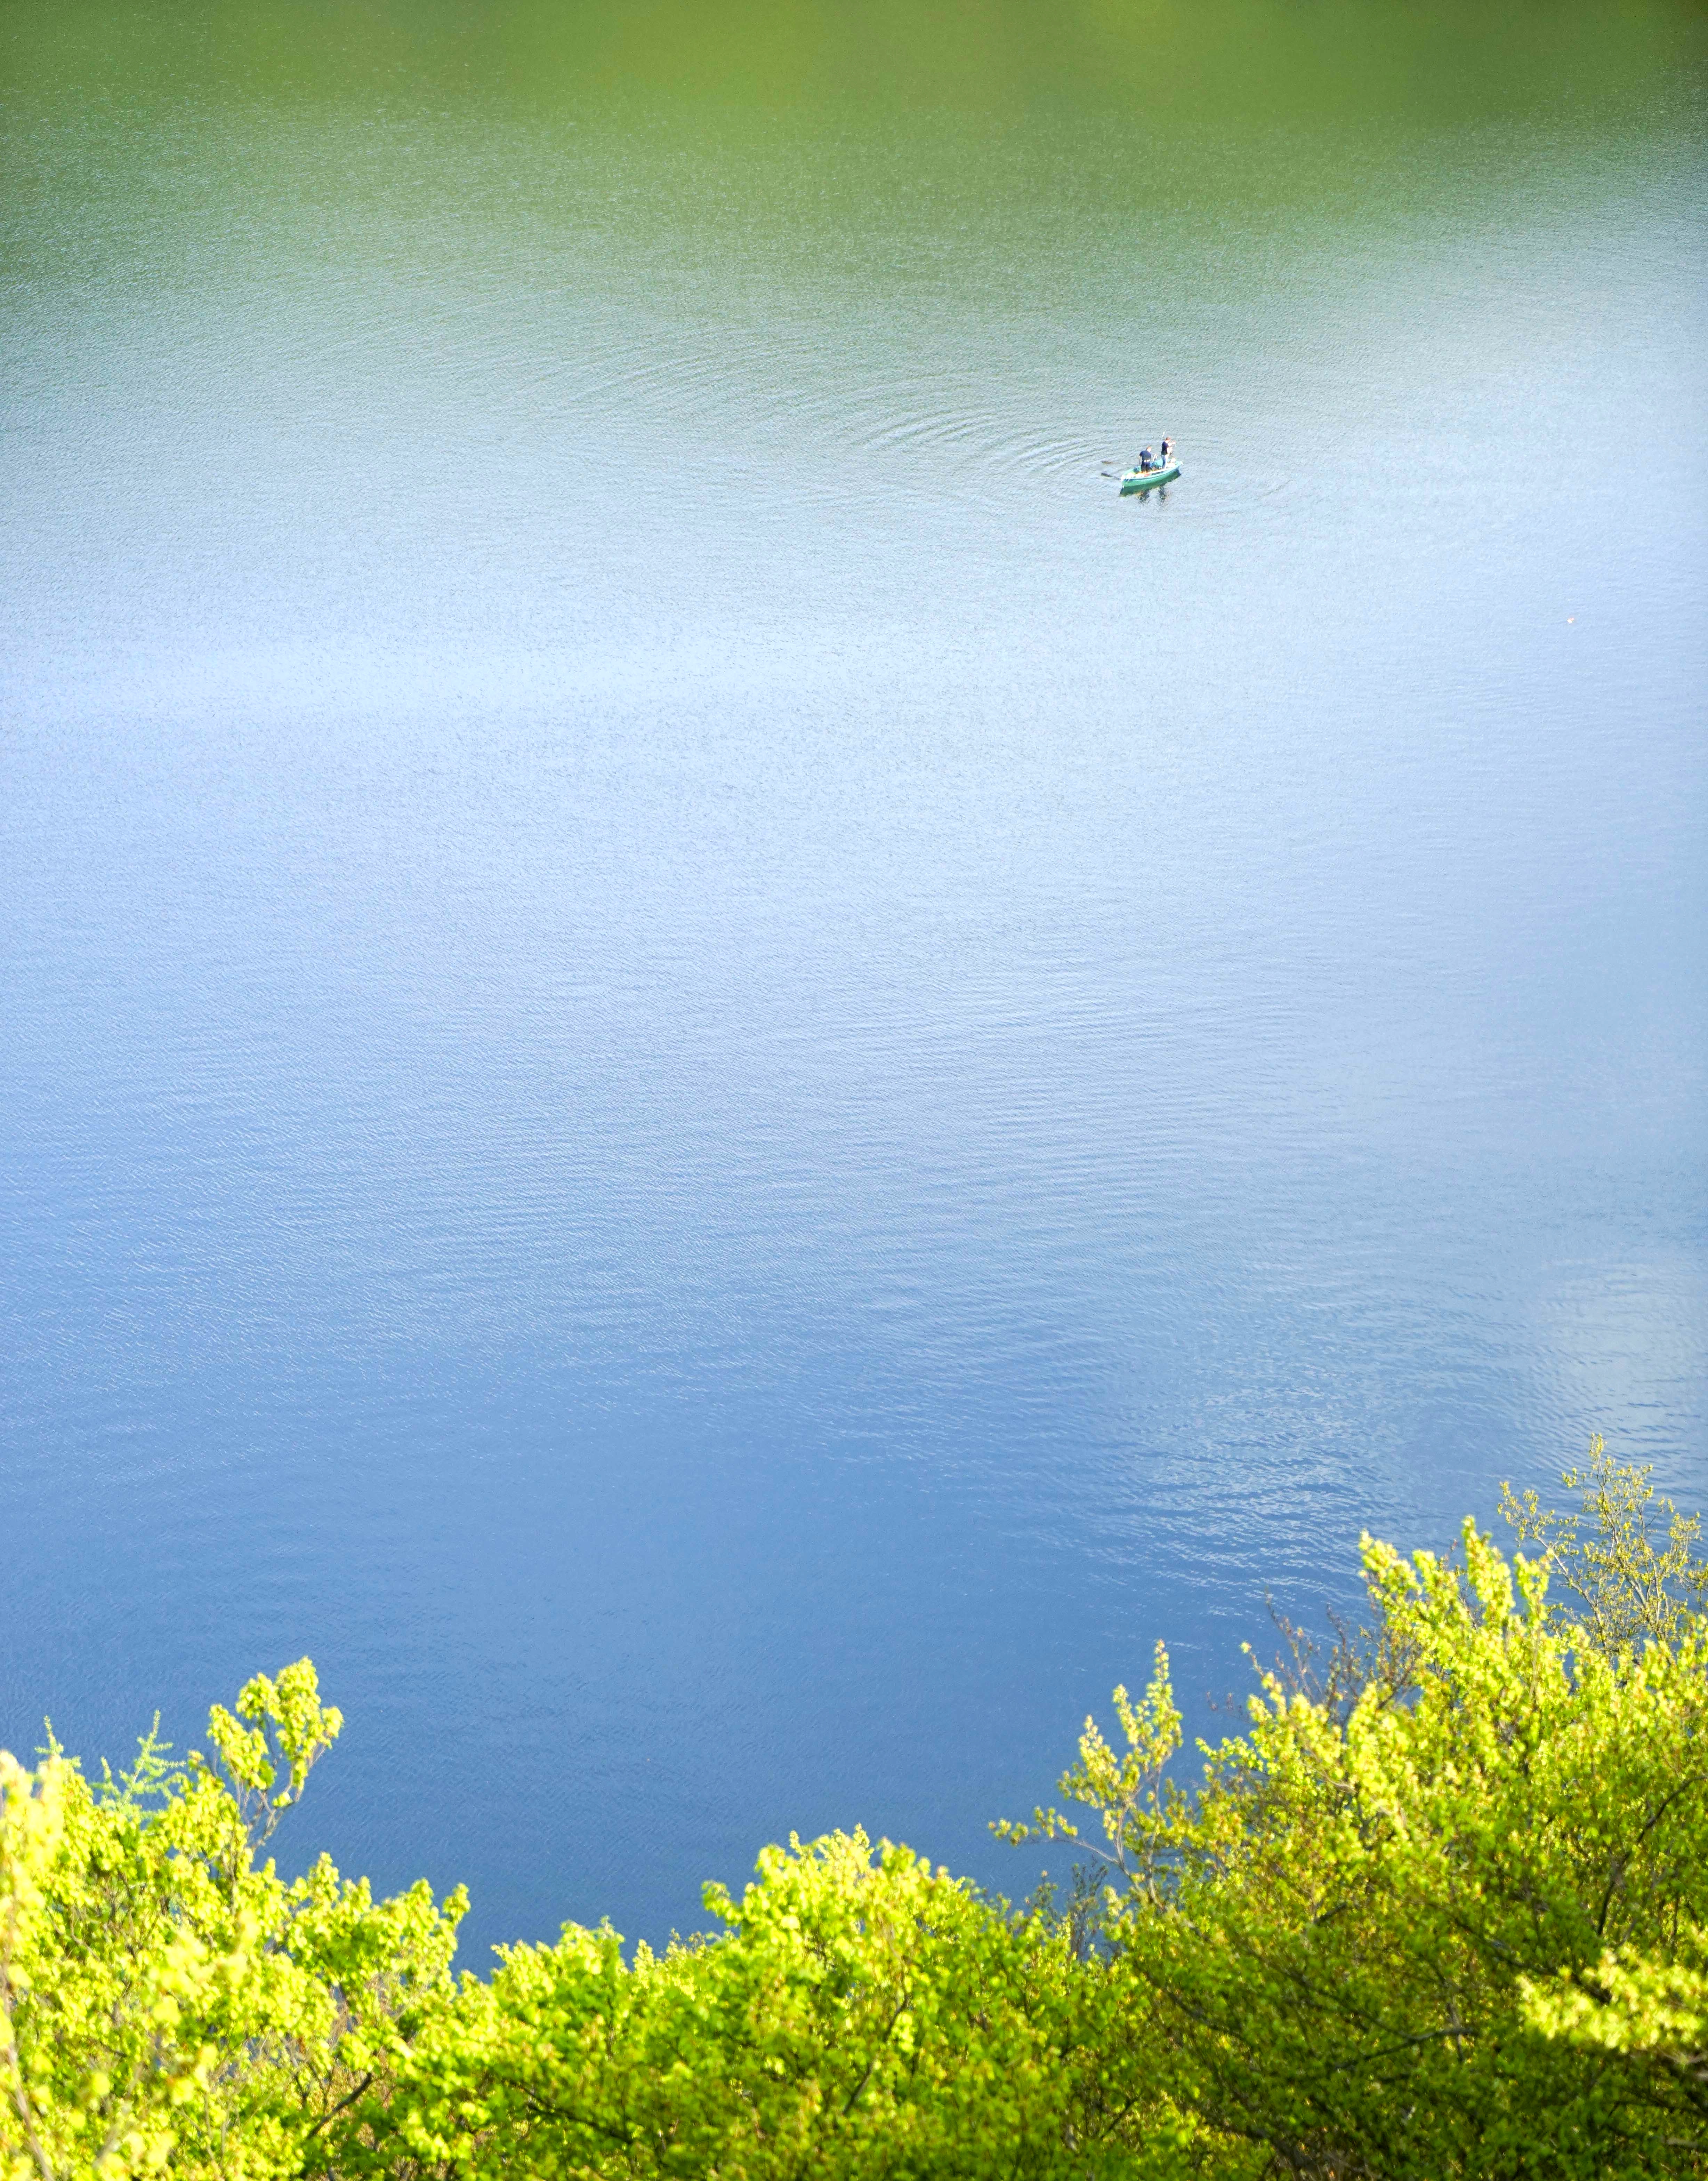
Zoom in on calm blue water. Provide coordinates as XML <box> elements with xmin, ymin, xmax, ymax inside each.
<box><xmin>2</xmin><ymin>6</ymin><xmax>1706</xmax><ymax>1958</ymax></box>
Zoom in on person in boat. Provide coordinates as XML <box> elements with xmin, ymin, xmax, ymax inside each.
<box><xmin>1159</xmin><ymin>435</ymin><xmax>1173</xmax><ymax>464</ymax></box>
<box><xmin>1137</xmin><ymin>446</ymin><xmax>1154</xmax><ymax>472</ymax></box>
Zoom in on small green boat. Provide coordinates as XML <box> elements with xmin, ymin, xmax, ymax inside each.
<box><xmin>1119</xmin><ymin>461</ymin><xmax>1181</xmax><ymax>494</ymax></box>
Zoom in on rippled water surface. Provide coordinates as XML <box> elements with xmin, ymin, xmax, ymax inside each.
<box><xmin>3</xmin><ymin>1</ymin><xmax>1706</xmax><ymax>1954</ymax></box>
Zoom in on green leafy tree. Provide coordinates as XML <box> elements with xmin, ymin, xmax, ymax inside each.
<box><xmin>999</xmin><ymin>1458</ymin><xmax>1708</xmax><ymax>2178</ymax></box>
<box><xmin>0</xmin><ymin>1662</ymin><xmax>465</xmax><ymax>2181</ymax></box>
<box><xmin>7</xmin><ymin>1452</ymin><xmax>1707</xmax><ymax>2180</ymax></box>
<box><xmin>365</xmin><ymin>1827</ymin><xmax>1179</xmax><ymax>2179</ymax></box>
<box><xmin>1501</xmin><ymin>1435</ymin><xmax>1708</xmax><ymax>1652</ymax></box>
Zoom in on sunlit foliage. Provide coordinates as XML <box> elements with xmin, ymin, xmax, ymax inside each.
<box><xmin>1000</xmin><ymin>1458</ymin><xmax>1708</xmax><ymax>2175</ymax></box>
<box><xmin>0</xmin><ymin>1665</ymin><xmax>463</xmax><ymax>2180</ymax></box>
<box><xmin>4</xmin><ymin>1454</ymin><xmax>1704</xmax><ymax>2177</ymax></box>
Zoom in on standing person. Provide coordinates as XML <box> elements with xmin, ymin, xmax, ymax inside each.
<box><xmin>1138</xmin><ymin>446</ymin><xmax>1154</xmax><ymax>472</ymax></box>
<box><xmin>1159</xmin><ymin>435</ymin><xmax>1173</xmax><ymax>465</ymax></box>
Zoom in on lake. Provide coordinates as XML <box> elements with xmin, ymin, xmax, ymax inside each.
<box><xmin>2</xmin><ymin>0</ymin><xmax>1705</xmax><ymax>1959</ymax></box>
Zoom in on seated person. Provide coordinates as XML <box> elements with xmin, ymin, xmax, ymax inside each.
<box><xmin>1138</xmin><ymin>447</ymin><xmax>1154</xmax><ymax>471</ymax></box>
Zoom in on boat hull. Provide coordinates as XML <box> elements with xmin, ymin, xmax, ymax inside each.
<box><xmin>1119</xmin><ymin>463</ymin><xmax>1181</xmax><ymax>494</ymax></box>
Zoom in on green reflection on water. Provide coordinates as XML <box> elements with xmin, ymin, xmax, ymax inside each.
<box><xmin>6</xmin><ymin>0</ymin><xmax>1705</xmax><ymax>124</ymax></box>
<box><xmin>6</xmin><ymin>1</ymin><xmax>1703</xmax><ymax>318</ymax></box>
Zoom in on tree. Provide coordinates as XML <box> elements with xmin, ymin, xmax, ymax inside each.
<box><xmin>8</xmin><ymin>1453</ymin><xmax>1706</xmax><ymax>2179</ymax></box>
<box><xmin>1501</xmin><ymin>1435</ymin><xmax>1708</xmax><ymax>1652</ymax></box>
<box><xmin>0</xmin><ymin>1662</ymin><xmax>464</xmax><ymax>2181</ymax></box>
<box><xmin>998</xmin><ymin>1457</ymin><xmax>1708</xmax><ymax>2177</ymax></box>
<box><xmin>366</xmin><ymin>1827</ymin><xmax>1177</xmax><ymax>2178</ymax></box>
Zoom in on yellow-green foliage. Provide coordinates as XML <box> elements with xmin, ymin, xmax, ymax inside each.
<box><xmin>0</xmin><ymin>1666</ymin><xmax>464</xmax><ymax>2180</ymax></box>
<box><xmin>1002</xmin><ymin>1458</ymin><xmax>1708</xmax><ymax>2176</ymax></box>
<box><xmin>371</xmin><ymin>1831</ymin><xmax>1169</xmax><ymax>2178</ymax></box>
<box><xmin>4</xmin><ymin>1456</ymin><xmax>1705</xmax><ymax>2179</ymax></box>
